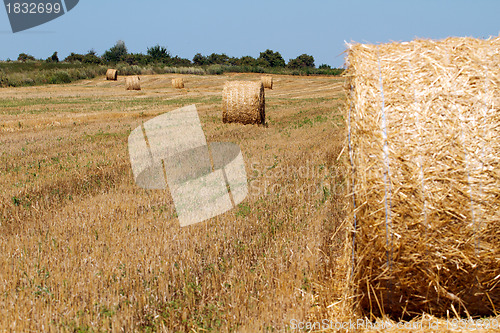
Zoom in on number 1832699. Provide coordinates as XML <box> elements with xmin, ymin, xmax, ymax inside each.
<box><xmin>5</xmin><ymin>2</ymin><xmax>61</xmax><ymax>14</ymax></box>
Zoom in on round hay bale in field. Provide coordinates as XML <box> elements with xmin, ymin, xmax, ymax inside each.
<box><xmin>106</xmin><ymin>69</ymin><xmax>117</xmax><ymax>81</ymax></box>
<box><xmin>172</xmin><ymin>78</ymin><xmax>184</xmax><ymax>89</ymax></box>
<box><xmin>261</xmin><ymin>76</ymin><xmax>273</xmax><ymax>89</ymax></box>
<box><xmin>345</xmin><ymin>37</ymin><xmax>500</xmax><ymax>319</ymax></box>
<box><xmin>125</xmin><ymin>76</ymin><xmax>141</xmax><ymax>90</ymax></box>
<box><xmin>222</xmin><ymin>81</ymin><xmax>265</xmax><ymax>125</ymax></box>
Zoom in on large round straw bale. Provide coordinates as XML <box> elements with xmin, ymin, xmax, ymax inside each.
<box><xmin>125</xmin><ymin>76</ymin><xmax>141</xmax><ymax>90</ymax></box>
<box><xmin>222</xmin><ymin>81</ymin><xmax>265</xmax><ymax>125</ymax></box>
<box><xmin>172</xmin><ymin>78</ymin><xmax>184</xmax><ymax>89</ymax></box>
<box><xmin>345</xmin><ymin>37</ymin><xmax>500</xmax><ymax>319</ymax></box>
<box><xmin>261</xmin><ymin>76</ymin><xmax>273</xmax><ymax>89</ymax></box>
<box><xmin>106</xmin><ymin>69</ymin><xmax>117</xmax><ymax>81</ymax></box>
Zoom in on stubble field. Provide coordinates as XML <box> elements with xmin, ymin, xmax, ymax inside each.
<box><xmin>0</xmin><ymin>73</ymin><xmax>348</xmax><ymax>332</ymax></box>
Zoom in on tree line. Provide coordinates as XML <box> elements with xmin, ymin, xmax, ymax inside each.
<box><xmin>15</xmin><ymin>40</ymin><xmax>335</xmax><ymax>70</ymax></box>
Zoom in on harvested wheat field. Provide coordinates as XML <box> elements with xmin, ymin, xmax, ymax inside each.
<box><xmin>0</xmin><ymin>73</ymin><xmax>348</xmax><ymax>332</ymax></box>
<box><xmin>2</xmin><ymin>71</ymin><xmax>497</xmax><ymax>332</ymax></box>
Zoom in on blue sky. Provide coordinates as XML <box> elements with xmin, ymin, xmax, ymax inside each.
<box><xmin>1</xmin><ymin>0</ymin><xmax>499</xmax><ymax>67</ymax></box>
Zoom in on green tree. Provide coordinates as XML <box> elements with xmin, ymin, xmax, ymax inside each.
<box><xmin>168</xmin><ymin>56</ymin><xmax>192</xmax><ymax>67</ymax></box>
<box><xmin>147</xmin><ymin>44</ymin><xmax>170</xmax><ymax>62</ymax></box>
<box><xmin>228</xmin><ymin>56</ymin><xmax>240</xmax><ymax>66</ymax></box>
<box><xmin>45</xmin><ymin>51</ymin><xmax>59</xmax><ymax>63</ymax></box>
<box><xmin>102</xmin><ymin>40</ymin><xmax>128</xmax><ymax>63</ymax></box>
<box><xmin>207</xmin><ymin>53</ymin><xmax>229</xmax><ymax>65</ymax></box>
<box><xmin>318</xmin><ymin>64</ymin><xmax>331</xmax><ymax>69</ymax></box>
<box><xmin>122</xmin><ymin>53</ymin><xmax>153</xmax><ymax>65</ymax></box>
<box><xmin>287</xmin><ymin>54</ymin><xmax>315</xmax><ymax>69</ymax></box>
<box><xmin>238</xmin><ymin>56</ymin><xmax>257</xmax><ymax>66</ymax></box>
<box><xmin>83</xmin><ymin>50</ymin><xmax>102</xmax><ymax>64</ymax></box>
<box><xmin>17</xmin><ymin>53</ymin><xmax>36</xmax><ymax>62</ymax></box>
<box><xmin>64</xmin><ymin>52</ymin><xmax>84</xmax><ymax>62</ymax></box>
<box><xmin>193</xmin><ymin>53</ymin><xmax>208</xmax><ymax>66</ymax></box>
<box><xmin>258</xmin><ymin>49</ymin><xmax>285</xmax><ymax>67</ymax></box>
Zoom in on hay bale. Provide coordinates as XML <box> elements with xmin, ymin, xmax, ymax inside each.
<box><xmin>222</xmin><ymin>81</ymin><xmax>265</xmax><ymax>125</ymax></box>
<box><xmin>172</xmin><ymin>78</ymin><xmax>184</xmax><ymax>89</ymax></box>
<box><xmin>261</xmin><ymin>76</ymin><xmax>273</xmax><ymax>89</ymax></box>
<box><xmin>345</xmin><ymin>37</ymin><xmax>500</xmax><ymax>319</ymax></box>
<box><xmin>125</xmin><ymin>76</ymin><xmax>141</xmax><ymax>90</ymax></box>
<box><xmin>106</xmin><ymin>69</ymin><xmax>117</xmax><ymax>81</ymax></box>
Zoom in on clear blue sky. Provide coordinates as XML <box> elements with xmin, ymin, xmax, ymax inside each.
<box><xmin>1</xmin><ymin>0</ymin><xmax>499</xmax><ymax>67</ymax></box>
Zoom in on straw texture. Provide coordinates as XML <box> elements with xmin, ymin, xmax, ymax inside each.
<box><xmin>125</xmin><ymin>76</ymin><xmax>141</xmax><ymax>90</ymax></box>
<box><xmin>106</xmin><ymin>69</ymin><xmax>117</xmax><ymax>81</ymax></box>
<box><xmin>261</xmin><ymin>76</ymin><xmax>273</xmax><ymax>89</ymax></box>
<box><xmin>345</xmin><ymin>37</ymin><xmax>500</xmax><ymax>319</ymax></box>
<box><xmin>172</xmin><ymin>78</ymin><xmax>184</xmax><ymax>89</ymax></box>
<box><xmin>222</xmin><ymin>81</ymin><xmax>265</xmax><ymax>125</ymax></box>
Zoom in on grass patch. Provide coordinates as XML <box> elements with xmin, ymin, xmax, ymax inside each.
<box><xmin>0</xmin><ymin>61</ymin><xmax>343</xmax><ymax>88</ymax></box>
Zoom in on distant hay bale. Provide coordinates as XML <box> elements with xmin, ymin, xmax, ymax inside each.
<box><xmin>222</xmin><ymin>81</ymin><xmax>265</xmax><ymax>125</ymax></box>
<box><xmin>345</xmin><ymin>37</ymin><xmax>500</xmax><ymax>319</ymax></box>
<box><xmin>261</xmin><ymin>76</ymin><xmax>273</xmax><ymax>89</ymax></box>
<box><xmin>172</xmin><ymin>78</ymin><xmax>184</xmax><ymax>89</ymax></box>
<box><xmin>125</xmin><ymin>76</ymin><xmax>141</xmax><ymax>90</ymax></box>
<box><xmin>106</xmin><ymin>69</ymin><xmax>117</xmax><ymax>81</ymax></box>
